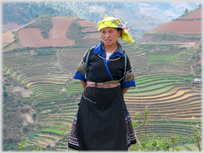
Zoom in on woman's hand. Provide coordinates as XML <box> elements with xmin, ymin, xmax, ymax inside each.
<box><xmin>80</xmin><ymin>80</ymin><xmax>86</xmax><ymax>89</ymax></box>
<box><xmin>121</xmin><ymin>87</ymin><xmax>130</xmax><ymax>95</ymax></box>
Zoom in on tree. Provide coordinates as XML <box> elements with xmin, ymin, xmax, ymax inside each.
<box><xmin>3</xmin><ymin>91</ymin><xmax>8</xmax><ymax>97</ymax></box>
<box><xmin>23</xmin><ymin>125</ymin><xmax>28</xmax><ymax>131</ymax></box>
<box><xmin>35</xmin><ymin>13</ymin><xmax>39</xmax><ymax>18</ymax></box>
<box><xmin>184</xmin><ymin>8</ymin><xmax>189</xmax><ymax>14</ymax></box>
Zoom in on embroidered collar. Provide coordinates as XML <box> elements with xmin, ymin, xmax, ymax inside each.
<box><xmin>93</xmin><ymin>41</ymin><xmax>124</xmax><ymax>57</ymax></box>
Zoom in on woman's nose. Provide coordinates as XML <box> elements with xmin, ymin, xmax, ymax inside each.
<box><xmin>105</xmin><ymin>33</ymin><xmax>110</xmax><ymax>37</ymax></box>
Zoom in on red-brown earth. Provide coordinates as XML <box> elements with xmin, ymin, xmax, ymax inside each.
<box><xmin>2</xmin><ymin>17</ymin><xmax>100</xmax><ymax>48</ymax></box>
<box><xmin>149</xmin><ymin>8</ymin><xmax>202</xmax><ymax>34</ymax></box>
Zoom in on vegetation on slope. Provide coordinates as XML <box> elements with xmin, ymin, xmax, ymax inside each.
<box><xmin>66</xmin><ymin>19</ymin><xmax>84</xmax><ymax>40</ymax></box>
<box><xmin>23</xmin><ymin>14</ymin><xmax>54</xmax><ymax>39</ymax></box>
<box><xmin>2</xmin><ymin>23</ymin><xmax>202</xmax><ymax>151</ymax></box>
<box><xmin>2</xmin><ymin>2</ymin><xmax>75</xmax><ymax>25</ymax></box>
<box><xmin>178</xmin><ymin>4</ymin><xmax>202</xmax><ymax>19</ymax></box>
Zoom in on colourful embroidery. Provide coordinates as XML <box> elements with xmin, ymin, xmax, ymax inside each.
<box><xmin>77</xmin><ymin>60</ymin><xmax>86</xmax><ymax>75</ymax></box>
<box><xmin>123</xmin><ymin>69</ymin><xmax>135</xmax><ymax>82</ymax></box>
<box><xmin>86</xmin><ymin>80</ymin><xmax>120</xmax><ymax>88</ymax></box>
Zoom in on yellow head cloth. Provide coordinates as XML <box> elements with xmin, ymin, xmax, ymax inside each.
<box><xmin>97</xmin><ymin>15</ymin><xmax>134</xmax><ymax>43</ymax></box>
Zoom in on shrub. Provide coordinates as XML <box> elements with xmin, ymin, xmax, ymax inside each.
<box><xmin>3</xmin><ymin>91</ymin><xmax>8</xmax><ymax>97</ymax></box>
<box><xmin>32</xmin><ymin>113</ymin><xmax>36</xmax><ymax>118</ymax></box>
<box><xmin>23</xmin><ymin>15</ymin><xmax>53</xmax><ymax>39</ymax></box>
<box><xmin>23</xmin><ymin>125</ymin><xmax>28</xmax><ymax>131</ymax></box>
<box><xmin>66</xmin><ymin>19</ymin><xmax>84</xmax><ymax>40</ymax></box>
<box><xmin>130</xmin><ymin>108</ymin><xmax>183</xmax><ymax>151</ymax></box>
<box><xmin>56</xmin><ymin>67</ymin><xmax>61</xmax><ymax>71</ymax></box>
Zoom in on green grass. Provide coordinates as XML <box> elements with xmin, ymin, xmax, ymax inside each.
<box><xmin>147</xmin><ymin>55</ymin><xmax>176</xmax><ymax>61</ymax></box>
<box><xmin>43</xmin><ymin>124</ymin><xmax>69</xmax><ymax>130</ymax></box>
<box><xmin>130</xmin><ymin>83</ymin><xmax>178</xmax><ymax>92</ymax></box>
<box><xmin>42</xmin><ymin>129</ymin><xmax>66</xmax><ymax>135</ymax></box>
<box><xmin>135</xmin><ymin>74</ymin><xmax>194</xmax><ymax>84</ymax></box>
<box><xmin>136</xmin><ymin>79</ymin><xmax>181</xmax><ymax>88</ymax></box>
<box><xmin>127</xmin><ymin>85</ymin><xmax>176</xmax><ymax>96</ymax></box>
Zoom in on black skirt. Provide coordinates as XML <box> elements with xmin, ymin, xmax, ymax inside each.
<box><xmin>68</xmin><ymin>86</ymin><xmax>136</xmax><ymax>151</ymax></box>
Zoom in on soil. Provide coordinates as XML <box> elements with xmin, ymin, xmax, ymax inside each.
<box><xmin>2</xmin><ymin>31</ymin><xmax>15</xmax><ymax>43</ymax></box>
<box><xmin>149</xmin><ymin>8</ymin><xmax>202</xmax><ymax>34</ymax></box>
<box><xmin>77</xmin><ymin>19</ymin><xmax>97</xmax><ymax>27</ymax></box>
<box><xmin>11</xmin><ymin>86</ymin><xmax>33</xmax><ymax>98</ymax></box>
<box><xmin>2</xmin><ymin>20</ymin><xmax>35</xmax><ymax>43</ymax></box>
<box><xmin>149</xmin><ymin>20</ymin><xmax>201</xmax><ymax>34</ymax></box>
<box><xmin>41</xmin><ymin>110</ymin><xmax>52</xmax><ymax>113</ymax></box>
<box><xmin>23</xmin><ymin>113</ymin><xmax>34</xmax><ymax>124</ymax></box>
<box><xmin>17</xmin><ymin>17</ymin><xmax>75</xmax><ymax>47</ymax></box>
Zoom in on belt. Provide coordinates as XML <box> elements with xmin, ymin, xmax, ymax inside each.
<box><xmin>86</xmin><ymin>80</ymin><xmax>120</xmax><ymax>88</ymax></box>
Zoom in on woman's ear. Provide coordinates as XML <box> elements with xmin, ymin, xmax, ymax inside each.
<box><xmin>118</xmin><ymin>30</ymin><xmax>122</xmax><ymax>37</ymax></box>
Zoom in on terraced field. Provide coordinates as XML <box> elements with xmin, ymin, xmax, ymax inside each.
<box><xmin>2</xmin><ymin>43</ymin><xmax>202</xmax><ymax>151</ymax></box>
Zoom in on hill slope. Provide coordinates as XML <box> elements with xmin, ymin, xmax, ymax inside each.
<box><xmin>2</xmin><ymin>15</ymin><xmax>100</xmax><ymax>50</ymax></box>
<box><xmin>148</xmin><ymin>8</ymin><xmax>202</xmax><ymax>34</ymax></box>
<box><xmin>140</xmin><ymin>7</ymin><xmax>202</xmax><ymax>44</ymax></box>
<box><xmin>2</xmin><ymin>1</ymin><xmax>201</xmax><ymax>37</ymax></box>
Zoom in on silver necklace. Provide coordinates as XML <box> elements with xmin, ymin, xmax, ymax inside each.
<box><xmin>97</xmin><ymin>54</ymin><xmax>121</xmax><ymax>62</ymax></box>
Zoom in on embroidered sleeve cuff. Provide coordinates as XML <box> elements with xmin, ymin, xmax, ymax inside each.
<box><xmin>121</xmin><ymin>80</ymin><xmax>136</xmax><ymax>88</ymax></box>
<box><xmin>73</xmin><ymin>71</ymin><xmax>87</xmax><ymax>82</ymax></box>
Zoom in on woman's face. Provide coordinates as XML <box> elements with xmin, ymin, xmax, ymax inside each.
<box><xmin>100</xmin><ymin>27</ymin><xmax>121</xmax><ymax>47</ymax></box>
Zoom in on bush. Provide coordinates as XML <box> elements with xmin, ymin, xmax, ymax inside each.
<box><xmin>66</xmin><ymin>19</ymin><xmax>84</xmax><ymax>40</ymax></box>
<box><xmin>32</xmin><ymin>113</ymin><xmax>36</xmax><ymax>118</ymax></box>
<box><xmin>56</xmin><ymin>67</ymin><xmax>61</xmax><ymax>71</ymax></box>
<box><xmin>23</xmin><ymin>125</ymin><xmax>28</xmax><ymax>131</ymax></box>
<box><xmin>130</xmin><ymin>108</ymin><xmax>181</xmax><ymax>151</ymax></box>
<box><xmin>3</xmin><ymin>91</ymin><xmax>8</xmax><ymax>97</ymax></box>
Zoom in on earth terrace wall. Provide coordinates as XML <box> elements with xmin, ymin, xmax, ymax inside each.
<box><xmin>172</xmin><ymin>18</ymin><xmax>202</xmax><ymax>21</ymax></box>
<box><xmin>140</xmin><ymin>33</ymin><xmax>201</xmax><ymax>44</ymax></box>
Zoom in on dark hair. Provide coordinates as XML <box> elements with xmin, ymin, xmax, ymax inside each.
<box><xmin>117</xmin><ymin>28</ymin><xmax>122</xmax><ymax>32</ymax></box>
<box><xmin>117</xmin><ymin>28</ymin><xmax>123</xmax><ymax>38</ymax></box>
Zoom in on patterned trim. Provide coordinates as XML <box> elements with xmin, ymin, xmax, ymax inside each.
<box><xmin>123</xmin><ymin>69</ymin><xmax>135</xmax><ymax>82</ymax></box>
<box><xmin>68</xmin><ymin>114</ymin><xmax>136</xmax><ymax>150</ymax></box>
<box><xmin>68</xmin><ymin>116</ymin><xmax>79</xmax><ymax>150</ymax></box>
<box><xmin>98</xmin><ymin>17</ymin><xmax>124</xmax><ymax>31</ymax></box>
<box><xmin>126</xmin><ymin>115</ymin><xmax>137</xmax><ymax>147</ymax></box>
<box><xmin>77</xmin><ymin>60</ymin><xmax>86</xmax><ymax>75</ymax></box>
<box><xmin>86</xmin><ymin>80</ymin><xmax>120</xmax><ymax>88</ymax></box>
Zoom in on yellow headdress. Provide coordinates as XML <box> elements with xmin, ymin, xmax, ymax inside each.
<box><xmin>97</xmin><ymin>14</ymin><xmax>134</xmax><ymax>43</ymax></box>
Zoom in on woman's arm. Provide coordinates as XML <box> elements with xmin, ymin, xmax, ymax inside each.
<box><xmin>121</xmin><ymin>87</ymin><xmax>130</xmax><ymax>95</ymax></box>
<box><xmin>80</xmin><ymin>80</ymin><xmax>86</xmax><ymax>89</ymax></box>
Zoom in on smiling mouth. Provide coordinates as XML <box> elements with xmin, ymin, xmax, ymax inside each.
<box><xmin>105</xmin><ymin>40</ymin><xmax>111</xmax><ymax>42</ymax></box>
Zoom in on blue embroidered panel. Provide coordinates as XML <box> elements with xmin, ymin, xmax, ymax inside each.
<box><xmin>120</xmin><ymin>80</ymin><xmax>136</xmax><ymax>88</ymax></box>
<box><xmin>103</xmin><ymin>59</ymin><xmax>114</xmax><ymax>80</ymax></box>
<box><xmin>73</xmin><ymin>71</ymin><xmax>87</xmax><ymax>82</ymax></box>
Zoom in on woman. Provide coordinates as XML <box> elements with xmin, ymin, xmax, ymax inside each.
<box><xmin>68</xmin><ymin>15</ymin><xmax>136</xmax><ymax>151</ymax></box>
